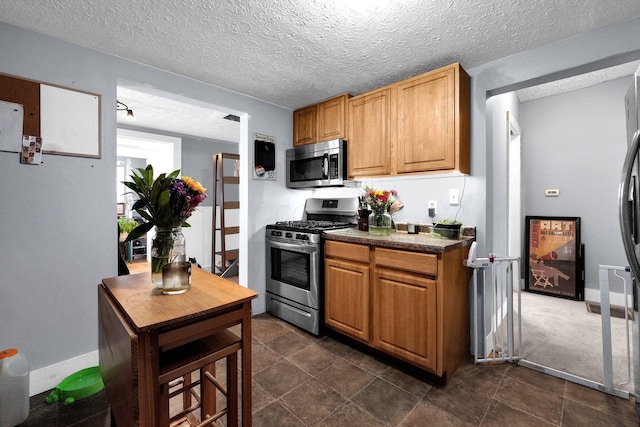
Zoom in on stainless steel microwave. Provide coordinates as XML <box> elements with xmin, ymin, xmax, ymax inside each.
<box><xmin>286</xmin><ymin>139</ymin><xmax>347</xmax><ymax>188</ymax></box>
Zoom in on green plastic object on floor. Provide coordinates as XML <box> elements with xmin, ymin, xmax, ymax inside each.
<box><xmin>45</xmin><ymin>366</ymin><xmax>104</xmax><ymax>405</ymax></box>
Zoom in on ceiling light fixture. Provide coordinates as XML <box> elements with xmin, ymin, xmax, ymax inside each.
<box><xmin>116</xmin><ymin>101</ymin><xmax>135</xmax><ymax>120</ymax></box>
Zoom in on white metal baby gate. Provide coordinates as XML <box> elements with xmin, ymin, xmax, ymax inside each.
<box><xmin>466</xmin><ymin>241</ymin><xmax>633</xmax><ymax>399</ymax></box>
<box><xmin>465</xmin><ymin>242</ymin><xmax>522</xmax><ymax>363</ymax></box>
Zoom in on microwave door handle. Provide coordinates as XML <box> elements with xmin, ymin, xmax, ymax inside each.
<box><xmin>322</xmin><ymin>154</ymin><xmax>329</xmax><ymax>179</ymax></box>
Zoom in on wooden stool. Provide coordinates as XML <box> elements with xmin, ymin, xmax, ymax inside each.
<box><xmin>157</xmin><ymin>330</ymin><xmax>242</xmax><ymax>427</ymax></box>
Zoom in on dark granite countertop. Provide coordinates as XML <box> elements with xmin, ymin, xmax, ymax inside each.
<box><xmin>323</xmin><ymin>229</ymin><xmax>475</xmax><ymax>254</ymax></box>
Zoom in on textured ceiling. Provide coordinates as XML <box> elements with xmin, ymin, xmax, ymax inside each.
<box><xmin>516</xmin><ymin>61</ymin><xmax>640</xmax><ymax>102</ymax></box>
<box><xmin>116</xmin><ymin>84</ymin><xmax>241</xmax><ymax>143</ymax></box>
<box><xmin>2</xmin><ymin>0</ymin><xmax>640</xmax><ymax>141</ymax></box>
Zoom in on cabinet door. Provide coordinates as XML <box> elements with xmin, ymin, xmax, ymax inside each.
<box><xmin>293</xmin><ymin>105</ymin><xmax>317</xmax><ymax>146</ymax></box>
<box><xmin>317</xmin><ymin>94</ymin><xmax>349</xmax><ymax>142</ymax></box>
<box><xmin>347</xmin><ymin>88</ymin><xmax>391</xmax><ymax>177</ymax></box>
<box><xmin>325</xmin><ymin>257</ymin><xmax>370</xmax><ymax>342</ymax></box>
<box><xmin>394</xmin><ymin>66</ymin><xmax>455</xmax><ymax>173</ymax></box>
<box><xmin>372</xmin><ymin>268</ymin><xmax>437</xmax><ymax>372</ymax></box>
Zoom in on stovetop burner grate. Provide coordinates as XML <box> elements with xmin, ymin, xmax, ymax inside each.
<box><xmin>272</xmin><ymin>220</ymin><xmax>354</xmax><ymax>231</ymax></box>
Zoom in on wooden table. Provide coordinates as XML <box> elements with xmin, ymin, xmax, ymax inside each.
<box><xmin>98</xmin><ymin>268</ymin><xmax>257</xmax><ymax>426</ymax></box>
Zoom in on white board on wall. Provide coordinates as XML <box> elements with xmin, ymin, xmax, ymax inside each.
<box><xmin>0</xmin><ymin>100</ymin><xmax>23</xmax><ymax>152</ymax></box>
<box><xmin>40</xmin><ymin>84</ymin><xmax>101</xmax><ymax>158</ymax></box>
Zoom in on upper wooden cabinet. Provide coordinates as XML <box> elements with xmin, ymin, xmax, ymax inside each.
<box><xmin>347</xmin><ymin>63</ymin><xmax>470</xmax><ymax>178</ymax></box>
<box><xmin>293</xmin><ymin>94</ymin><xmax>350</xmax><ymax>146</ymax></box>
<box><xmin>293</xmin><ymin>105</ymin><xmax>316</xmax><ymax>147</ymax></box>
<box><xmin>317</xmin><ymin>94</ymin><xmax>350</xmax><ymax>142</ymax></box>
<box><xmin>347</xmin><ymin>88</ymin><xmax>391</xmax><ymax>177</ymax></box>
<box><xmin>393</xmin><ymin>64</ymin><xmax>469</xmax><ymax>174</ymax></box>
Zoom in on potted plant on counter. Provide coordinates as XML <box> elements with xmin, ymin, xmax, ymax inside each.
<box><xmin>432</xmin><ymin>218</ymin><xmax>463</xmax><ymax>239</ymax></box>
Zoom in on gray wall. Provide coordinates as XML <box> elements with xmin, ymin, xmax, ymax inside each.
<box><xmin>180</xmin><ymin>136</ymin><xmax>239</xmax><ymax>208</ymax></box>
<box><xmin>466</xmin><ymin>19</ymin><xmax>640</xmax><ymax>356</ymax></box>
<box><xmin>2</xmin><ymin>14</ymin><xmax>640</xmax><ymax>390</ymax></box>
<box><xmin>521</xmin><ymin>77</ymin><xmax>631</xmax><ymax>294</ymax></box>
<box><xmin>0</xmin><ymin>21</ymin><xmax>292</xmax><ymax>383</ymax></box>
<box><xmin>468</xmin><ymin>18</ymin><xmax>640</xmax><ymax>258</ymax></box>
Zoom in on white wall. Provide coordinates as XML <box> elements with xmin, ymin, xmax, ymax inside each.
<box><xmin>486</xmin><ymin>92</ymin><xmax>521</xmax><ymax>257</ymax></box>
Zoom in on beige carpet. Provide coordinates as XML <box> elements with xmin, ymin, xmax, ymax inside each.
<box><xmin>518</xmin><ymin>291</ymin><xmax>634</xmax><ymax>393</ymax></box>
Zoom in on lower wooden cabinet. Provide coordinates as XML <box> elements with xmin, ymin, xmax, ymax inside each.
<box><xmin>372</xmin><ymin>268</ymin><xmax>437</xmax><ymax>372</ymax></box>
<box><xmin>324</xmin><ymin>257</ymin><xmax>370</xmax><ymax>341</ymax></box>
<box><xmin>324</xmin><ymin>239</ymin><xmax>471</xmax><ymax>382</ymax></box>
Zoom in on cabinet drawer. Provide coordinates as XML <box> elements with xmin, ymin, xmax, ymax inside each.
<box><xmin>374</xmin><ymin>248</ymin><xmax>437</xmax><ymax>276</ymax></box>
<box><xmin>325</xmin><ymin>240</ymin><xmax>369</xmax><ymax>263</ymax></box>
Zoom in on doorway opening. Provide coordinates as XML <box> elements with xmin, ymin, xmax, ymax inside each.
<box><xmin>116</xmin><ymin>129</ymin><xmax>181</xmax><ymax>267</ymax></box>
<box><xmin>488</xmin><ymin>62</ymin><xmax>638</xmax><ymax>398</ymax></box>
<box><xmin>115</xmin><ymin>82</ymin><xmax>242</xmax><ymax>277</ymax></box>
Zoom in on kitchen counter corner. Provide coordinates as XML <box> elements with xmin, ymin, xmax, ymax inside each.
<box><xmin>323</xmin><ymin>229</ymin><xmax>474</xmax><ymax>253</ymax></box>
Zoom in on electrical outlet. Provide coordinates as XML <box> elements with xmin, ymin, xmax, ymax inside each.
<box><xmin>428</xmin><ymin>200</ymin><xmax>437</xmax><ymax>217</ymax></box>
<box><xmin>449</xmin><ymin>189</ymin><xmax>459</xmax><ymax>205</ymax></box>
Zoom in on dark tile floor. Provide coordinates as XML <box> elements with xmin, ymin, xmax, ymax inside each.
<box><xmin>19</xmin><ymin>313</ymin><xmax>640</xmax><ymax>426</ymax></box>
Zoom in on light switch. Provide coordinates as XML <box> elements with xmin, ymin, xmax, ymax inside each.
<box><xmin>545</xmin><ymin>189</ymin><xmax>560</xmax><ymax>197</ymax></box>
<box><xmin>449</xmin><ymin>189</ymin><xmax>459</xmax><ymax>205</ymax></box>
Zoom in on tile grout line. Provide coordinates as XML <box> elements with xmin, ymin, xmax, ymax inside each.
<box><xmin>496</xmin><ymin>365</ymin><xmax>566</xmax><ymax>426</ymax></box>
<box><xmin>477</xmin><ymin>368</ymin><xmax>507</xmax><ymax>426</ymax></box>
<box><xmin>280</xmin><ymin>334</ymin><xmax>425</xmax><ymax>426</ymax></box>
<box><xmin>558</xmin><ymin>380</ymin><xmax>567</xmax><ymax>426</ymax></box>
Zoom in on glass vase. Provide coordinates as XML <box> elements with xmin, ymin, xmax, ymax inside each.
<box><xmin>368</xmin><ymin>210</ymin><xmax>392</xmax><ymax>236</ymax></box>
<box><xmin>151</xmin><ymin>226</ymin><xmax>187</xmax><ymax>291</ymax></box>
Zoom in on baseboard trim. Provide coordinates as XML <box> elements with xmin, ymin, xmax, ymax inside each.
<box><xmin>584</xmin><ymin>288</ymin><xmax>631</xmax><ymax>308</ymax></box>
<box><xmin>29</xmin><ymin>350</ymin><xmax>98</xmax><ymax>396</ymax></box>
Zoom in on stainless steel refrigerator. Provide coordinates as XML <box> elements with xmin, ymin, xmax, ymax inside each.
<box><xmin>619</xmin><ymin>63</ymin><xmax>640</xmax><ymax>416</ymax></box>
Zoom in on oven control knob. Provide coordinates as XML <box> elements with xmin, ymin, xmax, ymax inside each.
<box><xmin>272</xmin><ymin>231</ymin><xmax>282</xmax><ymax>237</ymax></box>
<box><xmin>285</xmin><ymin>232</ymin><xmax>292</xmax><ymax>238</ymax></box>
<box><xmin>296</xmin><ymin>234</ymin><xmax>309</xmax><ymax>240</ymax></box>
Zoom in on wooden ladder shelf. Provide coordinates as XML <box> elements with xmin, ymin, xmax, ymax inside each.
<box><xmin>212</xmin><ymin>153</ymin><xmax>240</xmax><ymax>276</ymax></box>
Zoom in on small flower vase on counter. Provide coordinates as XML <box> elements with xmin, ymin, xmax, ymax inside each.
<box><xmin>368</xmin><ymin>210</ymin><xmax>392</xmax><ymax>236</ymax></box>
<box><xmin>123</xmin><ymin>164</ymin><xmax>206</xmax><ymax>293</ymax></box>
<box><xmin>151</xmin><ymin>226</ymin><xmax>189</xmax><ymax>293</ymax></box>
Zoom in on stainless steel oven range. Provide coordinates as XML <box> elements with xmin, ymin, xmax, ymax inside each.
<box><xmin>266</xmin><ymin>197</ymin><xmax>358</xmax><ymax>335</ymax></box>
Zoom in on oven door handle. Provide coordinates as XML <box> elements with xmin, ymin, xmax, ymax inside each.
<box><xmin>266</xmin><ymin>239</ymin><xmax>319</xmax><ymax>254</ymax></box>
